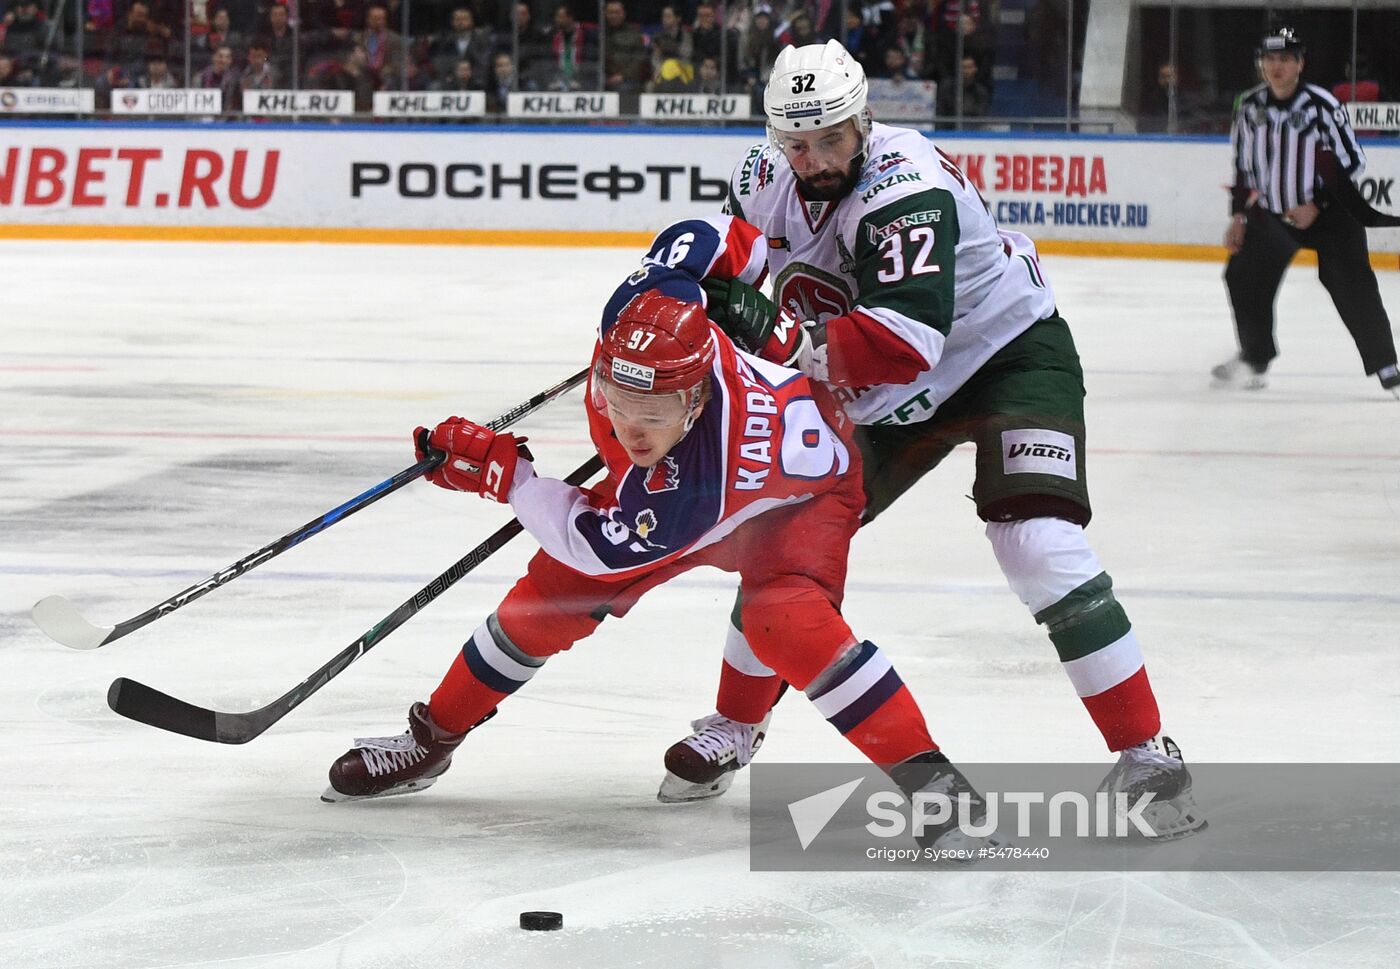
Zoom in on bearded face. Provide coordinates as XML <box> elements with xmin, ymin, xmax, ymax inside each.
<box><xmin>773</xmin><ymin>119</ymin><xmax>866</xmax><ymax>202</ymax></box>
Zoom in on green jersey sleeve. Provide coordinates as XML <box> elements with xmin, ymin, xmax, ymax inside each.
<box><xmin>852</xmin><ymin>188</ymin><xmax>960</xmax><ymax>337</ymax></box>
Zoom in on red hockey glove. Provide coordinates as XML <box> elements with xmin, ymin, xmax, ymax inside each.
<box><xmin>413</xmin><ymin>417</ymin><xmax>531</xmax><ymax>503</ymax></box>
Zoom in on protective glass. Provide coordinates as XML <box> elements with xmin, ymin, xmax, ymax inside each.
<box><xmin>767</xmin><ymin>120</ymin><xmax>865</xmax><ymax>171</ymax></box>
<box><xmin>593</xmin><ymin>372</ymin><xmax>697</xmax><ymax>429</ymax></box>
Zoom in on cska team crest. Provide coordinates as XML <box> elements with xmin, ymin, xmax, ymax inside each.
<box><xmin>643</xmin><ymin>455</ymin><xmax>680</xmax><ymax>494</ymax></box>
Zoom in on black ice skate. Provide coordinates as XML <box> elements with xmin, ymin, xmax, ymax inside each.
<box><xmin>1097</xmin><ymin>735</ymin><xmax>1207</xmax><ymax>840</ymax></box>
<box><xmin>1377</xmin><ymin>364</ymin><xmax>1400</xmax><ymax>398</ymax></box>
<box><xmin>891</xmin><ymin>751</ymin><xmax>1013</xmax><ymax>862</ymax></box>
<box><xmin>322</xmin><ymin>703</ymin><xmax>494</xmax><ymax>803</ymax></box>
<box><xmin>657</xmin><ymin>712</ymin><xmax>771</xmax><ymax>803</ymax></box>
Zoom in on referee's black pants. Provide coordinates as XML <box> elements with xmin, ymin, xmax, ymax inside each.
<box><xmin>1223</xmin><ymin>204</ymin><xmax>1397</xmax><ymax>375</ymax></box>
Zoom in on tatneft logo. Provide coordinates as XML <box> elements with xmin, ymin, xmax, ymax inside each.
<box><xmin>787</xmin><ymin>777</ymin><xmax>1158</xmax><ymax>851</ymax></box>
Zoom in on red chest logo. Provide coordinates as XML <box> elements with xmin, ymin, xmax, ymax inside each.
<box><xmin>776</xmin><ymin>271</ymin><xmax>852</xmax><ymax>325</ymax></box>
<box><xmin>644</xmin><ymin>456</ymin><xmax>680</xmax><ymax>494</ymax></box>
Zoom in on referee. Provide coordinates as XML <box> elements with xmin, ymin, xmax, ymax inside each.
<box><xmin>1216</xmin><ymin>27</ymin><xmax>1399</xmax><ymax>396</ymax></box>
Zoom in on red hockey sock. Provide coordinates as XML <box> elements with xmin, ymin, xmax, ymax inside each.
<box><xmin>1082</xmin><ymin>665</ymin><xmax>1161</xmax><ymax>751</ymax></box>
<box><xmin>715</xmin><ymin>661</ymin><xmax>783</xmax><ymax>724</ymax></box>
<box><xmin>841</xmin><ymin>686</ymin><xmax>938</xmax><ymax>768</ymax></box>
<box><xmin>428</xmin><ymin>651</ymin><xmax>510</xmax><ymax>735</ymax></box>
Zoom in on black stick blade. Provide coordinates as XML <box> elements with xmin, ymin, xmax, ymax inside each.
<box><xmin>104</xmin><ymin>453</ymin><xmax>604</xmax><ymax>746</ymax></box>
<box><xmin>108</xmin><ymin>677</ymin><xmax>226</xmax><ymax>743</ymax></box>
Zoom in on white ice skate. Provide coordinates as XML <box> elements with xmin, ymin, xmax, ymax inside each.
<box><xmin>1211</xmin><ymin>354</ymin><xmax>1267</xmax><ymax>390</ymax></box>
<box><xmin>657</xmin><ymin>712</ymin><xmax>771</xmax><ymax>803</ymax></box>
<box><xmin>1097</xmin><ymin>735</ymin><xmax>1207</xmax><ymax>840</ymax></box>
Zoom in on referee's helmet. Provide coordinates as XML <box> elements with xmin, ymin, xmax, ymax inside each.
<box><xmin>1257</xmin><ymin>27</ymin><xmax>1305</xmax><ymax>59</ymax></box>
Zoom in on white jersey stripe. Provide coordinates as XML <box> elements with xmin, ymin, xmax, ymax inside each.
<box><xmin>810</xmin><ymin>647</ymin><xmax>894</xmax><ymax>719</ymax></box>
<box><xmin>724</xmin><ymin>620</ymin><xmax>777</xmax><ymax>676</ymax></box>
<box><xmin>468</xmin><ymin>622</ymin><xmax>543</xmax><ymax>687</ymax></box>
<box><xmin>1062</xmin><ymin>631</ymin><xmax>1145</xmax><ymax>698</ymax></box>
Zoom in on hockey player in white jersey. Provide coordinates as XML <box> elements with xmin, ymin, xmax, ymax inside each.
<box><xmin>660</xmin><ymin>40</ymin><xmax>1205</xmax><ymax>840</ymax></box>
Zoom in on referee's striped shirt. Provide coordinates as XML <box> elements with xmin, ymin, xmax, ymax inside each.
<box><xmin>1230</xmin><ymin>82</ymin><xmax>1366</xmax><ymax>215</ymax></box>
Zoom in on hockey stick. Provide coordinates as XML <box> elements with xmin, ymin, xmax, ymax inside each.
<box><xmin>107</xmin><ymin>453</ymin><xmax>605</xmax><ymax>744</ymax></box>
<box><xmin>32</xmin><ymin>366</ymin><xmax>591</xmax><ymax>650</ymax></box>
<box><xmin>1318</xmin><ymin>148</ymin><xmax>1400</xmax><ymax>228</ymax></box>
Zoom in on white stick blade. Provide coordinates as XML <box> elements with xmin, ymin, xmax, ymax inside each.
<box><xmin>32</xmin><ymin>596</ymin><xmax>114</xmax><ymax>650</ymax></box>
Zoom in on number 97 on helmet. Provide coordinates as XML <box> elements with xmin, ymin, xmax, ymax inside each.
<box><xmin>592</xmin><ymin>291</ymin><xmax>717</xmax><ymax>441</ymax></box>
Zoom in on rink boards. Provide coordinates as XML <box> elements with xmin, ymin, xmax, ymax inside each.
<box><xmin>0</xmin><ymin>122</ymin><xmax>1398</xmax><ymax>265</ymax></box>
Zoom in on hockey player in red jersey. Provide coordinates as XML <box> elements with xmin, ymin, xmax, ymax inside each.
<box><xmin>322</xmin><ymin>229</ymin><xmax>1005</xmax><ymax>854</ymax></box>
<box><xmin>656</xmin><ymin>40</ymin><xmax>1206</xmax><ymax>841</ymax></box>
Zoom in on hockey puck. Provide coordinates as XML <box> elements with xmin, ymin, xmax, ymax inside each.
<box><xmin>519</xmin><ymin>911</ymin><xmax>563</xmax><ymax>931</ymax></box>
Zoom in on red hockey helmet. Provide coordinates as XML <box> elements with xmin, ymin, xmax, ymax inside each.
<box><xmin>593</xmin><ymin>291</ymin><xmax>716</xmax><ymax>428</ymax></box>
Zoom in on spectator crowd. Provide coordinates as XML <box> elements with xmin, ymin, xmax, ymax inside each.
<box><xmin>0</xmin><ymin>0</ymin><xmax>1003</xmax><ymax>115</ymax></box>
<box><xmin>6</xmin><ymin>2</ymin><xmax>1399</xmax><ymax>125</ymax></box>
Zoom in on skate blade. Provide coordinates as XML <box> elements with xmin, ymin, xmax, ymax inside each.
<box><xmin>320</xmin><ymin>775</ymin><xmax>440</xmax><ymax>804</ymax></box>
<box><xmin>656</xmin><ymin>770</ymin><xmax>735</xmax><ymax>803</ymax></box>
<box><xmin>1212</xmin><ymin>375</ymin><xmax>1267</xmax><ymax>391</ymax></box>
<box><xmin>1135</xmin><ymin>793</ymin><xmax>1209</xmax><ymax>841</ymax></box>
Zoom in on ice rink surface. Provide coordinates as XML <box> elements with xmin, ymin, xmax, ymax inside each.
<box><xmin>3</xmin><ymin>240</ymin><xmax>1398</xmax><ymax>969</ymax></box>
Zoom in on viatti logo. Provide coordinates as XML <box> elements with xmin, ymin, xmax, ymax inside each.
<box><xmin>1007</xmin><ymin>441</ymin><xmax>1072</xmax><ymax>462</ymax></box>
<box><xmin>787</xmin><ymin>778</ymin><xmax>1159</xmax><ymax>849</ymax></box>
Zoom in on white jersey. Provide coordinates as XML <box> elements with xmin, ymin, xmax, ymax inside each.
<box><xmin>725</xmin><ymin>122</ymin><xmax>1057</xmax><ymax>426</ymax></box>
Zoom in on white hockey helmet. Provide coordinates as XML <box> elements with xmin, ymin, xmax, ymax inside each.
<box><xmin>764</xmin><ymin>40</ymin><xmax>870</xmax><ymax>136</ymax></box>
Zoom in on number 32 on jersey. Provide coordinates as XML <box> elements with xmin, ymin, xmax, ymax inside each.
<box><xmin>876</xmin><ymin>226</ymin><xmax>942</xmax><ymax>283</ymax></box>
